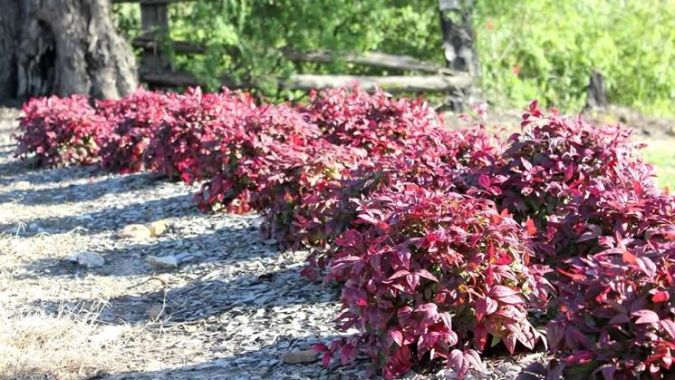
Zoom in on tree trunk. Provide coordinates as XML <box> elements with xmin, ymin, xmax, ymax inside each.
<box><xmin>585</xmin><ymin>70</ymin><xmax>608</xmax><ymax>110</ymax></box>
<box><xmin>0</xmin><ymin>0</ymin><xmax>20</xmax><ymax>101</ymax></box>
<box><xmin>439</xmin><ymin>0</ymin><xmax>478</xmax><ymax>77</ymax></box>
<box><xmin>0</xmin><ymin>0</ymin><xmax>137</xmax><ymax>101</ymax></box>
<box><xmin>438</xmin><ymin>0</ymin><xmax>478</xmax><ymax>111</ymax></box>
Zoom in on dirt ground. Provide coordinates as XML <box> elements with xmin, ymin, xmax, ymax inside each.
<box><xmin>0</xmin><ymin>104</ymin><xmax>672</xmax><ymax>380</ymax></box>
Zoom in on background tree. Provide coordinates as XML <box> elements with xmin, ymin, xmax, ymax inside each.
<box><xmin>0</xmin><ymin>0</ymin><xmax>137</xmax><ymax>101</ymax></box>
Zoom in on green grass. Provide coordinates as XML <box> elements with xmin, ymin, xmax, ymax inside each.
<box><xmin>642</xmin><ymin>140</ymin><xmax>675</xmax><ymax>191</ymax></box>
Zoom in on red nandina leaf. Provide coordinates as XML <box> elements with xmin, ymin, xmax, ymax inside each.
<box><xmin>632</xmin><ymin>309</ymin><xmax>660</xmax><ymax>324</ymax></box>
<box><xmin>439</xmin><ymin>312</ymin><xmax>453</xmax><ymax>330</ymax></box>
<box><xmin>417</xmin><ymin>269</ymin><xmax>439</xmax><ymax>282</ymax></box>
<box><xmin>490</xmin><ymin>285</ymin><xmax>523</xmax><ymax>304</ymax></box>
<box><xmin>557</xmin><ymin>268</ymin><xmax>586</xmax><ymax>281</ymax></box>
<box><xmin>389</xmin><ymin>270</ymin><xmax>410</xmax><ymax>280</ymax></box>
<box><xmin>503</xmin><ymin>333</ymin><xmax>517</xmax><ymax>354</ymax></box>
<box><xmin>622</xmin><ymin>249</ymin><xmax>638</xmax><ymax>265</ymax></box>
<box><xmin>651</xmin><ymin>290</ymin><xmax>670</xmax><ymax>303</ymax></box>
<box><xmin>478</xmin><ymin>174</ymin><xmax>491</xmax><ymax>189</ymax></box>
<box><xmin>661</xmin><ymin>319</ymin><xmax>675</xmax><ymax>339</ymax></box>
<box><xmin>525</xmin><ymin>218</ymin><xmax>537</xmax><ymax>236</ymax></box>
<box><xmin>340</xmin><ymin>343</ymin><xmax>356</xmax><ymax>365</ymax></box>
<box><xmin>389</xmin><ymin>330</ymin><xmax>403</xmax><ymax>346</ymax></box>
<box><xmin>312</xmin><ymin>343</ymin><xmax>329</xmax><ymax>353</ymax></box>
<box><xmin>322</xmin><ymin>352</ymin><xmax>332</xmax><ymax>367</ymax></box>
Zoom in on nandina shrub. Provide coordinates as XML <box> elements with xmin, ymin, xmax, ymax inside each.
<box><xmin>307</xmin><ymin>86</ymin><xmax>444</xmax><ymax>154</ymax></box>
<box><xmin>143</xmin><ymin>87</ymin><xmax>256</xmax><ymax>182</ymax></box>
<box><xmin>481</xmin><ymin>101</ymin><xmax>657</xmax><ymax>229</ymax></box>
<box><xmin>544</xmin><ymin>166</ymin><xmax>668</xmax><ymax>262</ymax></box>
<box><xmin>495</xmin><ymin>137</ymin><xmax>672</xmax><ymax>379</ymax></box>
<box><xmin>476</xmin><ymin>104</ymin><xmax>674</xmax><ymax>378</ymax></box>
<box><xmin>548</xmin><ymin>235</ymin><xmax>675</xmax><ymax>378</ymax></box>
<box><xmin>261</xmin><ymin>139</ymin><xmax>452</xmax><ymax>252</ymax></box>
<box><xmin>193</xmin><ymin>103</ymin><xmax>322</xmax><ymax>213</ymax></box>
<box><xmin>258</xmin><ymin>141</ymin><xmax>368</xmax><ymax>242</ymax></box>
<box><xmin>538</xmin><ymin>174</ymin><xmax>675</xmax><ymax>378</ymax></box>
<box><xmin>96</xmin><ymin>89</ymin><xmax>178</xmax><ymax>173</ymax></box>
<box><xmin>296</xmin><ymin>127</ymin><xmax>503</xmax><ymax>280</ymax></box>
<box><xmin>317</xmin><ymin>185</ymin><xmax>551</xmax><ymax>379</ymax></box>
<box><xmin>268</xmin><ymin>125</ymin><xmax>501</xmax><ymax>248</ymax></box>
<box><xmin>257</xmin><ymin>85</ymin><xmax>455</xmax><ymax>231</ymax></box>
<box><xmin>15</xmin><ymin>95</ymin><xmax>108</xmax><ymax>167</ymax></box>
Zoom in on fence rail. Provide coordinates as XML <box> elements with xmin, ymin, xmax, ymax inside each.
<box><xmin>119</xmin><ymin>0</ymin><xmax>474</xmax><ymax>93</ymax></box>
<box><xmin>113</xmin><ymin>0</ymin><xmax>195</xmax><ymax>4</ymax></box>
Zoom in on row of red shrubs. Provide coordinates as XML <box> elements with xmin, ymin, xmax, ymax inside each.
<box><xmin>14</xmin><ymin>87</ymin><xmax>674</xmax><ymax>379</ymax></box>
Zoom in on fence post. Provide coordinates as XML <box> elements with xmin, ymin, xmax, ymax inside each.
<box><xmin>438</xmin><ymin>0</ymin><xmax>477</xmax><ymax>111</ymax></box>
<box><xmin>139</xmin><ymin>0</ymin><xmax>171</xmax><ymax>74</ymax></box>
<box><xmin>585</xmin><ymin>70</ymin><xmax>608</xmax><ymax>111</ymax></box>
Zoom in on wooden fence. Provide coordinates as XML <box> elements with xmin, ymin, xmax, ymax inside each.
<box><xmin>112</xmin><ymin>0</ymin><xmax>473</xmax><ymax>93</ymax></box>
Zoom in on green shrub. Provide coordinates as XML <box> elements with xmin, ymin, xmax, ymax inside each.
<box><xmin>474</xmin><ymin>0</ymin><xmax>675</xmax><ymax>116</ymax></box>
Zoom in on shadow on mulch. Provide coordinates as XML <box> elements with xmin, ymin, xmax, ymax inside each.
<box><xmin>31</xmin><ymin>264</ymin><xmax>338</xmax><ymax>326</ymax></box>
<box><xmin>22</xmin><ymin>220</ymin><xmax>264</xmax><ymax>278</ymax></box>
<box><xmin>0</xmin><ymin>157</ymin><xmax>104</xmax><ymax>186</ymax></box>
<box><xmin>104</xmin><ymin>346</ymin><xmax>545</xmax><ymax>380</ymax></box>
<box><xmin>0</xmin><ymin>146</ymin><xmax>131</xmax><ymax>188</ymax></box>
<box><xmin>0</xmin><ymin>171</ymin><xmax>165</xmax><ymax>205</ymax></box>
<box><xmin>3</xmin><ymin>193</ymin><xmax>200</xmax><ymax>236</ymax></box>
<box><xmin>104</xmin><ymin>334</ymin><xmax>359</xmax><ymax>380</ymax></box>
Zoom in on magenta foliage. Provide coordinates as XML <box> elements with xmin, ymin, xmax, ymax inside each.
<box><xmin>545</xmin><ymin>180</ymin><xmax>675</xmax><ymax>378</ymax></box>
<box><xmin>193</xmin><ymin>103</ymin><xmax>322</xmax><ymax>213</ymax></box>
<box><xmin>321</xmin><ymin>185</ymin><xmax>551</xmax><ymax>378</ymax></box>
<box><xmin>143</xmin><ymin>87</ymin><xmax>256</xmax><ymax>183</ymax></box>
<box><xmin>96</xmin><ymin>89</ymin><xmax>178</xmax><ymax>173</ymax></box>
<box><xmin>308</xmin><ymin>86</ymin><xmax>444</xmax><ymax>154</ymax></box>
<box><xmin>487</xmin><ymin>101</ymin><xmax>657</xmax><ymax>227</ymax></box>
<box><xmin>15</xmin><ymin>95</ymin><xmax>108</xmax><ymax>167</ymax></box>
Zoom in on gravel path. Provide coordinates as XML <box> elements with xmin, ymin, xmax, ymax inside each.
<box><xmin>0</xmin><ymin>107</ymin><xmax>544</xmax><ymax>380</ymax></box>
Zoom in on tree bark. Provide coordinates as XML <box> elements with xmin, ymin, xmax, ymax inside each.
<box><xmin>0</xmin><ymin>0</ymin><xmax>137</xmax><ymax>101</ymax></box>
<box><xmin>438</xmin><ymin>0</ymin><xmax>478</xmax><ymax>111</ymax></box>
<box><xmin>439</xmin><ymin>0</ymin><xmax>478</xmax><ymax>77</ymax></box>
<box><xmin>585</xmin><ymin>70</ymin><xmax>608</xmax><ymax>110</ymax></box>
<box><xmin>0</xmin><ymin>0</ymin><xmax>20</xmax><ymax>101</ymax></box>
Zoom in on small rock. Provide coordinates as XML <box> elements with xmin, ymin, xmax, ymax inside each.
<box><xmin>147</xmin><ymin>220</ymin><xmax>169</xmax><ymax>237</ymax></box>
<box><xmin>146</xmin><ymin>255</ymin><xmax>179</xmax><ymax>269</ymax></box>
<box><xmin>147</xmin><ymin>304</ymin><xmax>164</xmax><ymax>320</ymax></box>
<box><xmin>175</xmin><ymin>252</ymin><xmax>195</xmax><ymax>263</ymax></box>
<box><xmin>251</xmin><ymin>217</ymin><xmax>264</xmax><ymax>229</ymax></box>
<box><xmin>211</xmin><ymin>344</ymin><xmax>227</xmax><ymax>353</ymax></box>
<box><xmin>15</xmin><ymin>181</ymin><xmax>31</xmax><ymax>190</ymax></box>
<box><xmin>281</xmin><ymin>350</ymin><xmax>318</xmax><ymax>364</ymax></box>
<box><xmin>90</xmin><ymin>326</ymin><xmax>122</xmax><ymax>347</ymax></box>
<box><xmin>668</xmin><ymin>125</ymin><xmax>675</xmax><ymax>137</ymax></box>
<box><xmin>263</xmin><ymin>238</ymin><xmax>278</xmax><ymax>245</ymax></box>
<box><xmin>68</xmin><ymin>252</ymin><xmax>105</xmax><ymax>268</ymax></box>
<box><xmin>119</xmin><ymin>224</ymin><xmax>152</xmax><ymax>240</ymax></box>
<box><xmin>28</xmin><ymin>223</ymin><xmax>39</xmax><ymax>231</ymax></box>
